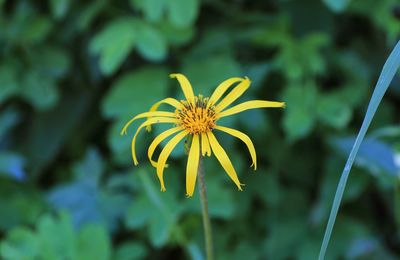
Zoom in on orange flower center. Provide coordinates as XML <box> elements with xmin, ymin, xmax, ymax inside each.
<box><xmin>175</xmin><ymin>95</ymin><xmax>217</xmax><ymax>135</ymax></box>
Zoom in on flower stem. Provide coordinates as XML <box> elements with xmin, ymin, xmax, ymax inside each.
<box><xmin>197</xmin><ymin>157</ymin><xmax>214</xmax><ymax>260</ymax></box>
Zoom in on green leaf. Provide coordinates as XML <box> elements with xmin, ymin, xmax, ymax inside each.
<box><xmin>72</xmin><ymin>148</ymin><xmax>104</xmax><ymax>181</ymax></box>
<box><xmin>102</xmin><ymin>66</ymin><xmax>169</xmax><ymax>119</ymax></box>
<box><xmin>331</xmin><ymin>137</ymin><xmax>399</xmax><ymax>177</ymax></box>
<box><xmin>250</xmin><ymin>171</ymin><xmax>281</xmax><ymax>207</ymax></box>
<box><xmin>20</xmin><ymin>70</ymin><xmax>59</xmax><ymax>110</ymax></box>
<box><xmin>29</xmin><ymin>47</ymin><xmax>70</xmax><ymax>78</ymax></box>
<box><xmin>159</xmin><ymin>23</ymin><xmax>194</xmax><ymax>46</ymax></box>
<box><xmin>186</xmin><ymin>242</ymin><xmax>203</xmax><ymax>260</ymax></box>
<box><xmin>90</xmin><ymin>18</ymin><xmax>137</xmax><ymax>75</ymax></box>
<box><xmin>0</xmin><ymin>108</ymin><xmax>20</xmax><ymax>139</ymax></box>
<box><xmin>317</xmin><ymin>93</ymin><xmax>352</xmax><ymax>129</ymax></box>
<box><xmin>1</xmin><ymin>213</ymin><xmax>112</xmax><ymax>260</ymax></box>
<box><xmin>349</xmin><ymin>0</ymin><xmax>400</xmax><ymax>42</ymax></box>
<box><xmin>48</xmin><ymin>149</ymin><xmax>129</xmax><ymax>231</ymax></box>
<box><xmin>136</xmin><ymin>21</ymin><xmax>167</xmax><ymax>61</ymax></box>
<box><xmin>226</xmin><ymin>241</ymin><xmax>261</xmax><ymax>260</ymax></box>
<box><xmin>20</xmin><ymin>17</ymin><xmax>52</xmax><ymax>44</ymax></box>
<box><xmin>49</xmin><ymin>0</ymin><xmax>70</xmax><ymax>19</ymax></box>
<box><xmin>298</xmin><ymin>237</ymin><xmax>320</xmax><ymax>260</ymax></box>
<box><xmin>182</xmin><ymin>55</ymin><xmax>242</xmax><ymax>97</ymax></box>
<box><xmin>125</xmin><ymin>196</ymin><xmax>152</xmax><ymax>229</ymax></box>
<box><xmin>76</xmin><ymin>1</ymin><xmax>106</xmax><ymax>31</ymax></box>
<box><xmin>282</xmin><ymin>85</ymin><xmax>317</xmax><ymax>141</ymax></box>
<box><xmin>322</xmin><ymin>0</ymin><xmax>351</xmax><ymax>13</ymax></box>
<box><xmin>167</xmin><ymin>0</ymin><xmax>199</xmax><ymax>28</ymax></box>
<box><xmin>302</xmin><ymin>33</ymin><xmax>329</xmax><ymax>75</ymax></box>
<box><xmin>326</xmin><ymin>217</ymin><xmax>370</xmax><ymax>259</ymax></box>
<box><xmin>0</xmin><ymin>184</ymin><xmax>44</xmax><ymax>231</ymax></box>
<box><xmin>0</xmin><ymin>152</ymin><xmax>25</xmax><ymax>181</ymax></box>
<box><xmin>132</xmin><ymin>0</ymin><xmax>166</xmax><ymax>22</ymax></box>
<box><xmin>114</xmin><ymin>242</ymin><xmax>148</xmax><ymax>260</ymax></box>
<box><xmin>77</xmin><ymin>224</ymin><xmax>111</xmax><ymax>260</ymax></box>
<box><xmin>0</xmin><ymin>65</ymin><xmax>18</xmax><ymax>104</ymax></box>
<box><xmin>0</xmin><ymin>227</ymin><xmax>39</xmax><ymax>260</ymax></box>
<box><xmin>37</xmin><ymin>213</ymin><xmax>76</xmax><ymax>259</ymax></box>
<box><xmin>149</xmin><ymin>213</ymin><xmax>170</xmax><ymax>247</ymax></box>
<box><xmin>206</xmin><ymin>176</ymin><xmax>236</xmax><ymax>219</ymax></box>
<box><xmin>107</xmin><ymin>121</ymin><xmax>135</xmax><ymax>163</ymax></box>
<box><xmin>124</xmin><ymin>169</ymin><xmax>181</xmax><ymax>247</ymax></box>
<box><xmin>263</xmin><ymin>218</ymin><xmax>308</xmax><ymax>259</ymax></box>
<box><xmin>19</xmin><ymin>90</ymin><xmax>92</xmax><ymax>176</ymax></box>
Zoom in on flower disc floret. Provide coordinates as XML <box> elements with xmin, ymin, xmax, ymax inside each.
<box><xmin>176</xmin><ymin>96</ymin><xmax>217</xmax><ymax>135</ymax></box>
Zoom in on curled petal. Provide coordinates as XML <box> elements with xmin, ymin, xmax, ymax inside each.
<box><xmin>148</xmin><ymin>127</ymin><xmax>184</xmax><ymax>167</ymax></box>
<box><xmin>146</xmin><ymin>98</ymin><xmax>182</xmax><ymax>131</ymax></box>
<box><xmin>218</xmin><ymin>100</ymin><xmax>285</xmax><ymax>118</ymax></box>
<box><xmin>157</xmin><ymin>130</ymin><xmax>188</xmax><ymax>191</ymax></box>
<box><xmin>214</xmin><ymin>125</ymin><xmax>257</xmax><ymax>170</ymax></box>
<box><xmin>148</xmin><ymin>97</ymin><xmax>183</xmax><ymax>111</ymax></box>
<box><xmin>207</xmin><ymin>132</ymin><xmax>243</xmax><ymax>190</ymax></box>
<box><xmin>121</xmin><ymin>111</ymin><xmax>175</xmax><ymax>135</ymax></box>
<box><xmin>131</xmin><ymin>117</ymin><xmax>179</xmax><ymax>165</ymax></box>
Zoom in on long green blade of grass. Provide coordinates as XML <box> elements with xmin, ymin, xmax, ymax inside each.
<box><xmin>318</xmin><ymin>40</ymin><xmax>400</xmax><ymax>260</ymax></box>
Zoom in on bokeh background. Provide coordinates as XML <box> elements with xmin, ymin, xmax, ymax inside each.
<box><xmin>1</xmin><ymin>0</ymin><xmax>400</xmax><ymax>259</ymax></box>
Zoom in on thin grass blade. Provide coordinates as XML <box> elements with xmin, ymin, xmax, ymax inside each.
<box><xmin>318</xmin><ymin>40</ymin><xmax>400</xmax><ymax>260</ymax></box>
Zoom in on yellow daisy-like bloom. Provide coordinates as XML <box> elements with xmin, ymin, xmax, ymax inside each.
<box><xmin>121</xmin><ymin>73</ymin><xmax>285</xmax><ymax>197</ymax></box>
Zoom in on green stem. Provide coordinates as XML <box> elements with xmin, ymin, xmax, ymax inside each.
<box><xmin>197</xmin><ymin>157</ymin><xmax>214</xmax><ymax>260</ymax></box>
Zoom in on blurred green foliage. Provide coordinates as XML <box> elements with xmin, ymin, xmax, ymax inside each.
<box><xmin>0</xmin><ymin>0</ymin><xmax>400</xmax><ymax>259</ymax></box>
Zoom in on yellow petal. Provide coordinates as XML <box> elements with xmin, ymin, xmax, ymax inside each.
<box><xmin>146</xmin><ymin>98</ymin><xmax>182</xmax><ymax>132</ymax></box>
<box><xmin>214</xmin><ymin>125</ymin><xmax>257</xmax><ymax>170</ymax></box>
<box><xmin>121</xmin><ymin>111</ymin><xmax>176</xmax><ymax>135</ymax></box>
<box><xmin>207</xmin><ymin>132</ymin><xmax>243</xmax><ymax>190</ymax></box>
<box><xmin>131</xmin><ymin>117</ymin><xmax>179</xmax><ymax>165</ymax></box>
<box><xmin>207</xmin><ymin>77</ymin><xmax>243</xmax><ymax>108</ymax></box>
<box><xmin>148</xmin><ymin>127</ymin><xmax>183</xmax><ymax>167</ymax></box>
<box><xmin>218</xmin><ymin>100</ymin><xmax>285</xmax><ymax>118</ymax></box>
<box><xmin>215</xmin><ymin>77</ymin><xmax>251</xmax><ymax>112</ymax></box>
<box><xmin>186</xmin><ymin>134</ymin><xmax>200</xmax><ymax>196</ymax></box>
<box><xmin>201</xmin><ymin>132</ymin><xmax>211</xmax><ymax>157</ymax></box>
<box><xmin>157</xmin><ymin>130</ymin><xmax>188</xmax><ymax>191</ymax></box>
<box><xmin>149</xmin><ymin>97</ymin><xmax>183</xmax><ymax>111</ymax></box>
<box><xmin>170</xmin><ymin>73</ymin><xmax>195</xmax><ymax>104</ymax></box>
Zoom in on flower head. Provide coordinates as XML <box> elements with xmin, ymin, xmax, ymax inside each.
<box><xmin>121</xmin><ymin>73</ymin><xmax>285</xmax><ymax>196</ymax></box>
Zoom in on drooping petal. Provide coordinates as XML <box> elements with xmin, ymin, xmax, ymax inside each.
<box><xmin>148</xmin><ymin>126</ymin><xmax>184</xmax><ymax>167</ymax></box>
<box><xmin>201</xmin><ymin>132</ymin><xmax>211</xmax><ymax>157</ymax></box>
<box><xmin>207</xmin><ymin>132</ymin><xmax>243</xmax><ymax>190</ymax></box>
<box><xmin>149</xmin><ymin>97</ymin><xmax>183</xmax><ymax>111</ymax></box>
<box><xmin>207</xmin><ymin>77</ymin><xmax>243</xmax><ymax>108</ymax></box>
<box><xmin>131</xmin><ymin>117</ymin><xmax>179</xmax><ymax>165</ymax></box>
<box><xmin>146</xmin><ymin>98</ymin><xmax>182</xmax><ymax>132</ymax></box>
<box><xmin>121</xmin><ymin>111</ymin><xmax>176</xmax><ymax>135</ymax></box>
<box><xmin>170</xmin><ymin>73</ymin><xmax>195</xmax><ymax>104</ymax></box>
<box><xmin>218</xmin><ymin>100</ymin><xmax>285</xmax><ymax>118</ymax></box>
<box><xmin>214</xmin><ymin>77</ymin><xmax>251</xmax><ymax>112</ymax></box>
<box><xmin>214</xmin><ymin>125</ymin><xmax>257</xmax><ymax>170</ymax></box>
<box><xmin>186</xmin><ymin>134</ymin><xmax>200</xmax><ymax>196</ymax></box>
<box><xmin>157</xmin><ymin>130</ymin><xmax>188</xmax><ymax>191</ymax></box>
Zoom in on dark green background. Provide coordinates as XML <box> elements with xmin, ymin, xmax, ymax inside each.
<box><xmin>0</xmin><ymin>0</ymin><xmax>400</xmax><ymax>259</ymax></box>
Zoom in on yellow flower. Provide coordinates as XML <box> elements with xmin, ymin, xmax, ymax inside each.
<box><xmin>121</xmin><ymin>73</ymin><xmax>285</xmax><ymax>196</ymax></box>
